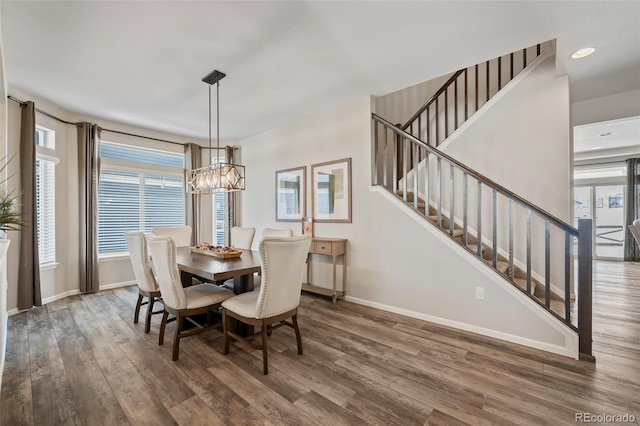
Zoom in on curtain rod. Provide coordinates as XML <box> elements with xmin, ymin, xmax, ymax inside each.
<box><xmin>8</xmin><ymin>95</ymin><xmax>77</xmax><ymax>126</ymax></box>
<box><xmin>7</xmin><ymin>95</ymin><xmax>238</xmax><ymax>149</ymax></box>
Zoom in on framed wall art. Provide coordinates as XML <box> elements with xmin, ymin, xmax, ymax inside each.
<box><xmin>275</xmin><ymin>166</ymin><xmax>306</xmax><ymax>222</ymax></box>
<box><xmin>311</xmin><ymin>157</ymin><xmax>352</xmax><ymax>223</ymax></box>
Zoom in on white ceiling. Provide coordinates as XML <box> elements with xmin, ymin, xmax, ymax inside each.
<box><xmin>574</xmin><ymin>116</ymin><xmax>640</xmax><ymax>153</ymax></box>
<box><xmin>2</xmin><ymin>1</ymin><xmax>639</xmax><ymax>141</ymax></box>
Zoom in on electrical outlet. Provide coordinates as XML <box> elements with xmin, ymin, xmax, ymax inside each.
<box><xmin>475</xmin><ymin>286</ymin><xmax>485</xmax><ymax>300</ymax></box>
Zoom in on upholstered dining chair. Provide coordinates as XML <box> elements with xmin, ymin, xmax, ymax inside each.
<box><xmin>261</xmin><ymin>228</ymin><xmax>294</xmax><ymax>238</ymax></box>
<box><xmin>147</xmin><ymin>234</ymin><xmax>235</xmax><ymax>361</ymax></box>
<box><xmin>222</xmin><ymin>235</ymin><xmax>312</xmax><ymax>375</ymax></box>
<box><xmin>230</xmin><ymin>226</ymin><xmax>256</xmax><ymax>250</ymax></box>
<box><xmin>629</xmin><ymin>219</ymin><xmax>640</xmax><ymax>249</ymax></box>
<box><xmin>151</xmin><ymin>225</ymin><xmax>193</xmax><ymax>247</ymax></box>
<box><xmin>124</xmin><ymin>231</ymin><xmax>163</xmax><ymax>333</ymax></box>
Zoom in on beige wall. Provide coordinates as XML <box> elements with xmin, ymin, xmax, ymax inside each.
<box><xmin>238</xmin><ymin>94</ymin><xmax>577</xmax><ymax>356</ymax></box>
<box><xmin>572</xmin><ymin>89</ymin><xmax>640</xmax><ymax>127</ymax></box>
<box><xmin>4</xmin><ymin>88</ymin><xmax>213</xmax><ymax>314</ymax></box>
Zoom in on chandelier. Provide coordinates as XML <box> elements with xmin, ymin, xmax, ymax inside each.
<box><xmin>186</xmin><ymin>70</ymin><xmax>245</xmax><ymax>194</ymax></box>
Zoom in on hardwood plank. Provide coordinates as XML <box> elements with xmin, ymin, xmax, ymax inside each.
<box><xmin>167</xmin><ymin>395</ymin><xmax>224</xmax><ymax>426</ymax></box>
<box><xmin>208</xmin><ymin>360</ymin><xmax>322</xmax><ymax>426</ymax></box>
<box><xmin>0</xmin><ymin>315</ymin><xmax>34</xmax><ymax>426</ymax></box>
<box><xmin>105</xmin><ymin>367</ymin><xmax>176</xmax><ymax>426</ymax></box>
<box><xmin>293</xmin><ymin>390</ymin><xmax>369</xmax><ymax>426</ymax></box>
<box><xmin>75</xmin><ymin>390</ymin><xmax>130</xmax><ymax>426</ymax></box>
<box><xmin>425</xmin><ymin>409</ymin><xmax>471</xmax><ymax>426</ymax></box>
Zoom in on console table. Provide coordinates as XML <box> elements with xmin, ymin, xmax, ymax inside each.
<box><xmin>302</xmin><ymin>237</ymin><xmax>347</xmax><ymax>303</ymax></box>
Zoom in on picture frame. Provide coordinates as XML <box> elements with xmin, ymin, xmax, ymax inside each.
<box><xmin>275</xmin><ymin>166</ymin><xmax>306</xmax><ymax>222</ymax></box>
<box><xmin>311</xmin><ymin>157</ymin><xmax>352</xmax><ymax>223</ymax></box>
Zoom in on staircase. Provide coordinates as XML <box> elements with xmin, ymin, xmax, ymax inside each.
<box><xmin>371</xmin><ymin>42</ymin><xmax>593</xmax><ymax>360</ymax></box>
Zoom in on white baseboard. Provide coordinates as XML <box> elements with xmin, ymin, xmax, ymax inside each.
<box><xmin>100</xmin><ymin>280</ymin><xmax>136</xmax><ymax>291</ymax></box>
<box><xmin>344</xmin><ymin>295</ymin><xmax>577</xmax><ymax>359</ymax></box>
<box><xmin>7</xmin><ymin>282</ymin><xmax>136</xmax><ymax>317</ymax></box>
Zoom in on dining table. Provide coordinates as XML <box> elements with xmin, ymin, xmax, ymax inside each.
<box><xmin>176</xmin><ymin>247</ymin><xmax>261</xmax><ymax>336</ymax></box>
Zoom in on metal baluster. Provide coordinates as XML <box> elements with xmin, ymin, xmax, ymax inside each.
<box><xmin>486</xmin><ymin>60</ymin><xmax>490</xmax><ymax>102</ymax></box>
<box><xmin>510</xmin><ymin>52</ymin><xmax>514</xmax><ymax>80</ymax></box>
<box><xmin>526</xmin><ymin>209</ymin><xmax>532</xmax><ymax>294</ymax></box>
<box><xmin>508</xmin><ymin>199</ymin><xmax>514</xmax><ymax>279</ymax></box>
<box><xmin>382</xmin><ymin>123</ymin><xmax>387</xmax><ymax>188</ymax></box>
<box><xmin>413</xmin><ymin>143</ymin><xmax>419</xmax><ymax>211</ymax></box>
<box><xmin>523</xmin><ymin>48</ymin><xmax>527</xmax><ymax>68</ymax></box>
<box><xmin>449</xmin><ymin>165</ymin><xmax>455</xmax><ymax>236</ymax></box>
<box><xmin>445</xmin><ymin>88</ymin><xmax>449</xmax><ymax>139</ymax></box>
<box><xmin>463</xmin><ymin>173</ymin><xmax>468</xmax><ymax>246</ymax></box>
<box><xmin>492</xmin><ymin>189</ymin><xmax>497</xmax><ymax>268</ymax></box>
<box><xmin>372</xmin><ymin>121</ymin><xmax>378</xmax><ymax>186</ymax></box>
<box><xmin>474</xmin><ymin>64</ymin><xmax>479</xmax><ymax>112</ymax></box>
<box><xmin>498</xmin><ymin>56</ymin><xmax>502</xmax><ymax>90</ymax></box>
<box><xmin>424</xmin><ymin>152</ymin><xmax>430</xmax><ymax>217</ymax></box>
<box><xmin>435</xmin><ymin>98</ymin><xmax>440</xmax><ymax>146</ymax></box>
<box><xmin>426</xmin><ymin>106</ymin><xmax>430</xmax><ymax>146</ymax></box>
<box><xmin>464</xmin><ymin>68</ymin><xmax>468</xmax><ymax>121</ymax></box>
<box><xmin>565</xmin><ymin>232</ymin><xmax>571</xmax><ymax>323</ymax></box>
<box><xmin>537</xmin><ymin>43</ymin><xmax>541</xmax><ymax>56</ymax></box>
<box><xmin>392</xmin><ymin>129</ymin><xmax>398</xmax><ymax>193</ymax></box>
<box><xmin>454</xmin><ymin>78</ymin><xmax>459</xmax><ymax>130</ymax></box>
<box><xmin>477</xmin><ymin>181</ymin><xmax>482</xmax><ymax>257</ymax></box>
<box><xmin>545</xmin><ymin>220</ymin><xmax>551</xmax><ymax>308</ymax></box>
<box><xmin>418</xmin><ymin>115</ymin><xmax>422</xmax><ymax>144</ymax></box>
<box><xmin>402</xmin><ymin>138</ymin><xmax>408</xmax><ymax>202</ymax></box>
<box><xmin>436</xmin><ymin>158</ymin><xmax>442</xmax><ymax>227</ymax></box>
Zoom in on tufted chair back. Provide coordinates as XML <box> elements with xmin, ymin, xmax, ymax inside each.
<box><xmin>261</xmin><ymin>228</ymin><xmax>293</xmax><ymax>238</ymax></box>
<box><xmin>255</xmin><ymin>235</ymin><xmax>311</xmax><ymax>319</ymax></box>
<box><xmin>231</xmin><ymin>226</ymin><xmax>256</xmax><ymax>250</ymax></box>
<box><xmin>147</xmin><ymin>234</ymin><xmax>187</xmax><ymax>310</ymax></box>
<box><xmin>124</xmin><ymin>231</ymin><xmax>159</xmax><ymax>293</ymax></box>
<box><xmin>151</xmin><ymin>226</ymin><xmax>193</xmax><ymax>247</ymax></box>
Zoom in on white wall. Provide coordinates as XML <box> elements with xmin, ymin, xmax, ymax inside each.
<box><xmin>0</xmin><ymin>10</ymin><xmax>9</xmax><ymax>388</ymax></box>
<box><xmin>238</xmin><ymin>94</ymin><xmax>577</xmax><ymax>356</ymax></box>
<box><xmin>572</xmin><ymin>89</ymin><xmax>640</xmax><ymax>127</ymax></box>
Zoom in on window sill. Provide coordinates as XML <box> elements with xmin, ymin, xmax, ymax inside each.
<box><xmin>99</xmin><ymin>252</ymin><xmax>130</xmax><ymax>262</ymax></box>
<box><xmin>39</xmin><ymin>262</ymin><xmax>59</xmax><ymax>271</ymax></box>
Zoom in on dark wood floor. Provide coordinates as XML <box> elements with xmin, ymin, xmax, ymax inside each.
<box><xmin>2</xmin><ymin>260</ymin><xmax>639</xmax><ymax>425</ymax></box>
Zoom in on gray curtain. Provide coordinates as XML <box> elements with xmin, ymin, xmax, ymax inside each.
<box><xmin>78</xmin><ymin>123</ymin><xmax>100</xmax><ymax>293</ymax></box>
<box><xmin>624</xmin><ymin>158</ymin><xmax>640</xmax><ymax>261</ymax></box>
<box><xmin>17</xmin><ymin>101</ymin><xmax>41</xmax><ymax>309</ymax></box>
<box><xmin>226</xmin><ymin>146</ymin><xmax>237</xmax><ymax>240</ymax></box>
<box><xmin>185</xmin><ymin>143</ymin><xmax>201</xmax><ymax>245</ymax></box>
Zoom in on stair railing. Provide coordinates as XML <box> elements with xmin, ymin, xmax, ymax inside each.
<box><xmin>372</xmin><ymin>113</ymin><xmax>593</xmax><ymax>360</ymax></box>
<box><xmin>403</xmin><ymin>43</ymin><xmax>544</xmax><ymax>148</ymax></box>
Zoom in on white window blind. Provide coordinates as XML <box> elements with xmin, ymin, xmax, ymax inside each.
<box><xmin>212</xmin><ymin>154</ymin><xmax>226</xmax><ymax>245</ymax></box>
<box><xmin>98</xmin><ymin>142</ymin><xmax>185</xmax><ymax>254</ymax></box>
<box><xmin>36</xmin><ymin>158</ymin><xmax>56</xmax><ymax>265</ymax></box>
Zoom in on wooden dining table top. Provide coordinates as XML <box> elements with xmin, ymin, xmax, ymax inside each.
<box><xmin>175</xmin><ymin>247</ymin><xmax>261</xmax><ymax>282</ymax></box>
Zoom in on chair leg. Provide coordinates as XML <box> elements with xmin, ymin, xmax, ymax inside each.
<box><xmin>134</xmin><ymin>293</ymin><xmax>144</xmax><ymax>324</ymax></box>
<box><xmin>173</xmin><ymin>315</ymin><xmax>183</xmax><ymax>361</ymax></box>
<box><xmin>292</xmin><ymin>314</ymin><xmax>303</xmax><ymax>355</ymax></box>
<box><xmin>223</xmin><ymin>309</ymin><xmax>230</xmax><ymax>355</ymax></box>
<box><xmin>267</xmin><ymin>324</ymin><xmax>272</xmax><ymax>337</ymax></box>
<box><xmin>145</xmin><ymin>296</ymin><xmax>155</xmax><ymax>334</ymax></box>
<box><xmin>261</xmin><ymin>322</ymin><xmax>269</xmax><ymax>375</ymax></box>
<box><xmin>159</xmin><ymin>310</ymin><xmax>169</xmax><ymax>345</ymax></box>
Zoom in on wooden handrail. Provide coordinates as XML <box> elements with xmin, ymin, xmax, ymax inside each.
<box><xmin>373</xmin><ymin>113</ymin><xmax>577</xmax><ymax>235</ymax></box>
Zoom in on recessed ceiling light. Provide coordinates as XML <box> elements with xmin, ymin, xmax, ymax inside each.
<box><xmin>571</xmin><ymin>47</ymin><xmax>596</xmax><ymax>59</ymax></box>
<box><xmin>599</xmin><ymin>132</ymin><xmax>612</xmax><ymax>137</ymax></box>
<box><xmin>591</xmin><ymin>146</ymin><xmax>602</xmax><ymax>150</ymax></box>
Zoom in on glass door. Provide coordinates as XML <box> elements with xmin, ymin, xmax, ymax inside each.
<box><xmin>594</xmin><ymin>185</ymin><xmax>625</xmax><ymax>258</ymax></box>
<box><xmin>574</xmin><ymin>184</ymin><xmax>625</xmax><ymax>259</ymax></box>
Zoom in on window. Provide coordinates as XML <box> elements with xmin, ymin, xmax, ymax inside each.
<box><xmin>35</xmin><ymin>126</ymin><xmax>57</xmax><ymax>266</ymax></box>
<box><xmin>98</xmin><ymin>142</ymin><xmax>185</xmax><ymax>254</ymax></box>
<box><xmin>212</xmin><ymin>153</ymin><xmax>226</xmax><ymax>245</ymax></box>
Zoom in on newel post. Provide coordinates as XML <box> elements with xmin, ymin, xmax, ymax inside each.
<box><xmin>577</xmin><ymin>218</ymin><xmax>594</xmax><ymax>361</ymax></box>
